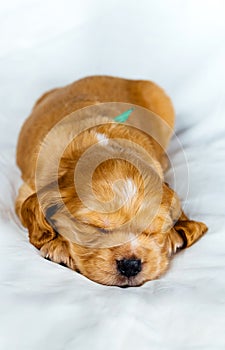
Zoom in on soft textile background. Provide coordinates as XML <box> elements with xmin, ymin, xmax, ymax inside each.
<box><xmin>0</xmin><ymin>1</ymin><xmax>225</xmax><ymax>349</ymax></box>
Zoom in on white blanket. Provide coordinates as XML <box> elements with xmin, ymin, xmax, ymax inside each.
<box><xmin>0</xmin><ymin>0</ymin><xmax>225</xmax><ymax>349</ymax></box>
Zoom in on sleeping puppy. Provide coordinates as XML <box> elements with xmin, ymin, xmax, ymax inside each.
<box><xmin>15</xmin><ymin>76</ymin><xmax>207</xmax><ymax>287</ymax></box>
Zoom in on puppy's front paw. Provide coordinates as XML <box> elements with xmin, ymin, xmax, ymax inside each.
<box><xmin>40</xmin><ymin>236</ymin><xmax>75</xmax><ymax>270</ymax></box>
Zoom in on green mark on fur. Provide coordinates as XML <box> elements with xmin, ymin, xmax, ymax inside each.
<box><xmin>113</xmin><ymin>108</ymin><xmax>134</xmax><ymax>123</ymax></box>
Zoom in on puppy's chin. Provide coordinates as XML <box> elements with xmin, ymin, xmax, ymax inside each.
<box><xmin>110</xmin><ymin>275</ymin><xmax>149</xmax><ymax>288</ymax></box>
<box><xmin>106</xmin><ymin>277</ymin><xmax>144</xmax><ymax>288</ymax></box>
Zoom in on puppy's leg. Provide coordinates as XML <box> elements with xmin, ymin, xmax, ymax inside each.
<box><xmin>40</xmin><ymin>235</ymin><xmax>75</xmax><ymax>270</ymax></box>
<box><xmin>19</xmin><ymin>192</ymin><xmax>76</xmax><ymax>270</ymax></box>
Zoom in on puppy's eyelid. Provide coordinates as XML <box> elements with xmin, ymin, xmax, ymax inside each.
<box><xmin>142</xmin><ymin>230</ymin><xmax>151</xmax><ymax>235</ymax></box>
<box><xmin>45</xmin><ymin>204</ymin><xmax>59</xmax><ymax>219</ymax></box>
<box><xmin>98</xmin><ymin>228</ymin><xmax>111</xmax><ymax>234</ymax></box>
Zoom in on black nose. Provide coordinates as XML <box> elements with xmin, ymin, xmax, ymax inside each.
<box><xmin>117</xmin><ymin>258</ymin><xmax>142</xmax><ymax>277</ymax></box>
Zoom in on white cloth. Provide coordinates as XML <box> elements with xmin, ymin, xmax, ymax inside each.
<box><xmin>0</xmin><ymin>1</ymin><xmax>225</xmax><ymax>349</ymax></box>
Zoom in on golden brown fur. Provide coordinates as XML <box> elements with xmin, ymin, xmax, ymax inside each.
<box><xmin>16</xmin><ymin>76</ymin><xmax>207</xmax><ymax>287</ymax></box>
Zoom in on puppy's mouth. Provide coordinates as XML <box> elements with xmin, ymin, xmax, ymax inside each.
<box><xmin>116</xmin><ymin>275</ymin><xmax>145</xmax><ymax>288</ymax></box>
<box><xmin>112</xmin><ymin>274</ymin><xmax>147</xmax><ymax>288</ymax></box>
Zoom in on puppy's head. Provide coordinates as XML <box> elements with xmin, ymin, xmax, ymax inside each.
<box><xmin>20</xmin><ymin>122</ymin><xmax>207</xmax><ymax>287</ymax></box>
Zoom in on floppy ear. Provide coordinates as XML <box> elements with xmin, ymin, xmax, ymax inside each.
<box><xmin>173</xmin><ymin>211</ymin><xmax>208</xmax><ymax>249</ymax></box>
<box><xmin>20</xmin><ymin>193</ymin><xmax>57</xmax><ymax>249</ymax></box>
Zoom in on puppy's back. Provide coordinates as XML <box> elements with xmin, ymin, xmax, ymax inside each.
<box><xmin>17</xmin><ymin>76</ymin><xmax>174</xmax><ymax>182</ymax></box>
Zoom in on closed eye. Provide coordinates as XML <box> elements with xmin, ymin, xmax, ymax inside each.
<box><xmin>97</xmin><ymin>228</ymin><xmax>111</xmax><ymax>234</ymax></box>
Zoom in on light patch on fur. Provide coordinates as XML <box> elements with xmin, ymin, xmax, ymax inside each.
<box><xmin>129</xmin><ymin>233</ymin><xmax>139</xmax><ymax>252</ymax></box>
<box><xmin>112</xmin><ymin>178</ymin><xmax>137</xmax><ymax>207</ymax></box>
<box><xmin>95</xmin><ymin>132</ymin><xmax>109</xmax><ymax>145</ymax></box>
<box><xmin>122</xmin><ymin>178</ymin><xmax>137</xmax><ymax>200</ymax></box>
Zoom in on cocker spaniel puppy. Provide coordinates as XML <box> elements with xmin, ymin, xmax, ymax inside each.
<box><xmin>16</xmin><ymin>76</ymin><xmax>207</xmax><ymax>287</ymax></box>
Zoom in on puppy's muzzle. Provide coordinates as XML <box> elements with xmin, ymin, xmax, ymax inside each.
<box><xmin>117</xmin><ymin>258</ymin><xmax>142</xmax><ymax>277</ymax></box>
